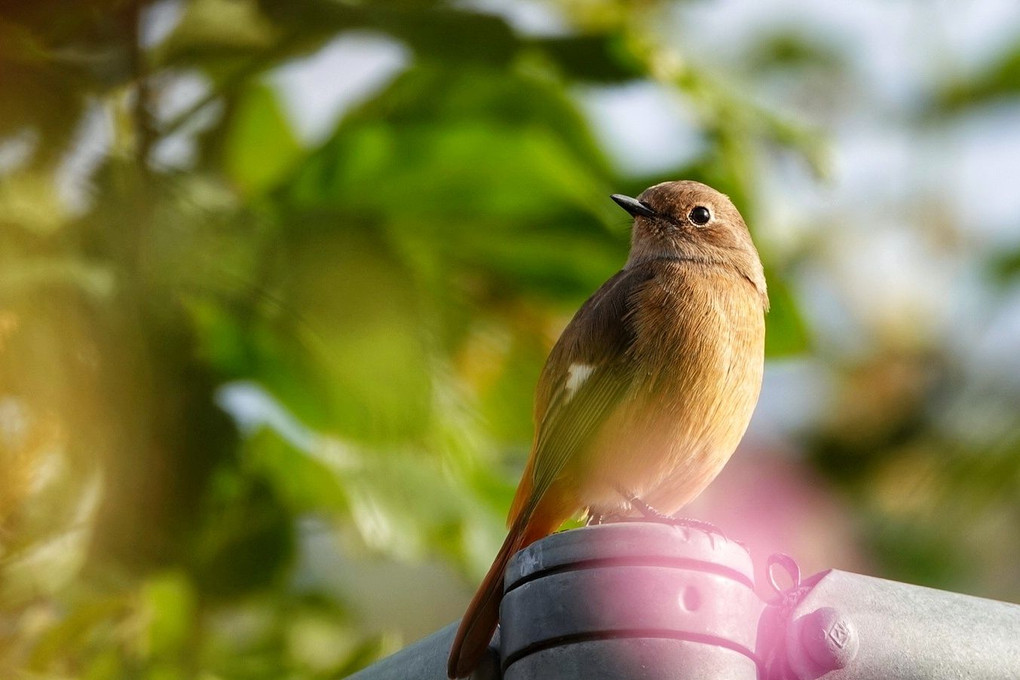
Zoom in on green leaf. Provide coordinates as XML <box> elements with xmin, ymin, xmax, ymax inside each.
<box><xmin>0</xmin><ymin>170</ymin><xmax>69</xmax><ymax>234</ymax></box>
<box><xmin>259</xmin><ymin>1</ymin><xmax>518</xmax><ymax>67</ymax></box>
<box><xmin>743</xmin><ymin>31</ymin><xmax>846</xmax><ymax>73</ymax></box>
<box><xmin>140</xmin><ymin>572</ymin><xmax>197</xmax><ymax>659</ymax></box>
<box><xmin>152</xmin><ymin>0</ymin><xmax>279</xmax><ymax>67</ymax></box>
<box><xmin>222</xmin><ymin>83</ymin><xmax>304</xmax><ymax>196</ymax></box>
<box><xmin>764</xmin><ymin>269</ymin><xmax>809</xmax><ymax>357</ymax></box>
<box><xmin>531</xmin><ymin>34</ymin><xmax>644</xmax><ymax>83</ymax></box>
<box><xmin>285</xmin><ymin>63</ymin><xmax>615</xmax><ymax>220</ymax></box>
<box><xmin>987</xmin><ymin>244</ymin><xmax>1020</xmax><ymax>286</ymax></box>
<box><xmin>935</xmin><ymin>46</ymin><xmax>1020</xmax><ymax>113</ymax></box>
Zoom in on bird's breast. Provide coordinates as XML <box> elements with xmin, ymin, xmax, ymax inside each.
<box><xmin>579</xmin><ymin>263</ymin><xmax>766</xmax><ymax>515</ymax></box>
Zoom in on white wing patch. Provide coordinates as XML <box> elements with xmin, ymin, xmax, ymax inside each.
<box><xmin>565</xmin><ymin>363</ymin><xmax>595</xmax><ymax>401</ymax></box>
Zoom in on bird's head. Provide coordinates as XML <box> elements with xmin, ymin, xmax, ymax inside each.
<box><xmin>611</xmin><ymin>180</ymin><xmax>768</xmax><ymax>306</ymax></box>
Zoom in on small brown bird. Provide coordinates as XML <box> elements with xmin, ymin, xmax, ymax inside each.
<box><xmin>447</xmin><ymin>180</ymin><xmax>768</xmax><ymax>678</ymax></box>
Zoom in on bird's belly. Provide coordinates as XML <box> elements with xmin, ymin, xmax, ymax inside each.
<box><xmin>576</xmin><ymin>357</ymin><xmax>762</xmax><ymax>516</ymax></box>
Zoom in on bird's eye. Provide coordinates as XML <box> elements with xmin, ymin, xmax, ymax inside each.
<box><xmin>689</xmin><ymin>206</ymin><xmax>711</xmax><ymax>226</ymax></box>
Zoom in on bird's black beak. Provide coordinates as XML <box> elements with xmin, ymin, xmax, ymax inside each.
<box><xmin>611</xmin><ymin>194</ymin><xmax>657</xmax><ymax>219</ymax></box>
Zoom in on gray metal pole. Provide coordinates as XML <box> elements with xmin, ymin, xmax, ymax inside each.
<box><xmin>345</xmin><ymin>522</ymin><xmax>1020</xmax><ymax>679</ymax></box>
<box><xmin>345</xmin><ymin>622</ymin><xmax>499</xmax><ymax>680</ymax></box>
<box><xmin>769</xmin><ymin>568</ymin><xmax>1020</xmax><ymax>680</ymax></box>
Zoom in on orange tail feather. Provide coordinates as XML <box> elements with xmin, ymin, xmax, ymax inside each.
<box><xmin>447</xmin><ymin>508</ymin><xmax>563</xmax><ymax>678</ymax></box>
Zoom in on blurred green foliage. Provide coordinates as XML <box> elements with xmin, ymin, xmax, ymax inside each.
<box><xmin>2</xmin><ymin>0</ymin><xmax>1020</xmax><ymax>678</ymax></box>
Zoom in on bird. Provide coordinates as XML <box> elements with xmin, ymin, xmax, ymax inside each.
<box><xmin>447</xmin><ymin>180</ymin><xmax>769</xmax><ymax>678</ymax></box>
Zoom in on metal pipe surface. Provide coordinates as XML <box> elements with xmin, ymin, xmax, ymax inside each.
<box><xmin>775</xmin><ymin>569</ymin><xmax>1020</xmax><ymax>680</ymax></box>
<box><xmin>345</xmin><ymin>622</ymin><xmax>498</xmax><ymax>680</ymax></box>
<box><xmin>345</xmin><ymin>523</ymin><xmax>1020</xmax><ymax>680</ymax></box>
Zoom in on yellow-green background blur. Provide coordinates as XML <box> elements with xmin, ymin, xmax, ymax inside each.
<box><xmin>2</xmin><ymin>0</ymin><xmax>1020</xmax><ymax>677</ymax></box>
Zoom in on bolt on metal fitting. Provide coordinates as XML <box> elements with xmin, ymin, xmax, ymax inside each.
<box><xmin>799</xmin><ymin>607</ymin><xmax>859</xmax><ymax>672</ymax></box>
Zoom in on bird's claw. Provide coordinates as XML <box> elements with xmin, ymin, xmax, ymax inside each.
<box><xmin>609</xmin><ymin>486</ymin><xmax>729</xmax><ymax>544</ymax></box>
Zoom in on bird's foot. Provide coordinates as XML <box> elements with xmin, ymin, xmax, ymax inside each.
<box><xmin>611</xmin><ymin>486</ymin><xmax>729</xmax><ymax>544</ymax></box>
<box><xmin>664</xmin><ymin>515</ymin><xmax>727</xmax><ymax>540</ymax></box>
<box><xmin>623</xmin><ymin>493</ymin><xmax>671</xmax><ymax>522</ymax></box>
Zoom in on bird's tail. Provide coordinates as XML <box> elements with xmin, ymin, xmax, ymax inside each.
<box><xmin>447</xmin><ymin>511</ymin><xmax>559</xmax><ymax>678</ymax></box>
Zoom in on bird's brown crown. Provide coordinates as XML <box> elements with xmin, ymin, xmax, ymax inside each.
<box><xmin>624</xmin><ymin>180</ymin><xmax>768</xmax><ymax>308</ymax></box>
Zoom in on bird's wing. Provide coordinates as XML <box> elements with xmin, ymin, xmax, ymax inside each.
<box><xmin>522</xmin><ymin>264</ymin><xmax>655</xmax><ymax>518</ymax></box>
